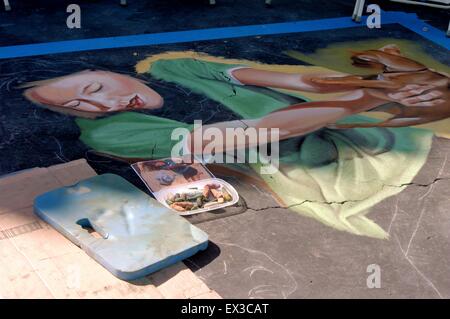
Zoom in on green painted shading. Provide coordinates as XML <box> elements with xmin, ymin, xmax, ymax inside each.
<box><xmin>77</xmin><ymin>112</ymin><xmax>193</xmax><ymax>159</ymax></box>
<box><xmin>253</xmin><ymin>115</ymin><xmax>432</xmax><ymax>239</ymax></box>
<box><xmin>150</xmin><ymin>58</ymin><xmax>309</xmax><ymax>118</ymax></box>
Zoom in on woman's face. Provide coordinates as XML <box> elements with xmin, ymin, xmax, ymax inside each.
<box><xmin>26</xmin><ymin>70</ymin><xmax>164</xmax><ymax>112</ymax></box>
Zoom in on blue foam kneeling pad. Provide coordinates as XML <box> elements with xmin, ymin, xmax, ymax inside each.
<box><xmin>34</xmin><ymin>174</ymin><xmax>208</xmax><ymax>281</ymax></box>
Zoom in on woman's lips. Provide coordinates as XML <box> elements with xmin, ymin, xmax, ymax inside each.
<box><xmin>127</xmin><ymin>95</ymin><xmax>145</xmax><ymax>109</ymax></box>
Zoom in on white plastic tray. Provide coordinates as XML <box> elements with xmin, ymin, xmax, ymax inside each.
<box><xmin>154</xmin><ymin>178</ymin><xmax>239</xmax><ymax>216</ymax></box>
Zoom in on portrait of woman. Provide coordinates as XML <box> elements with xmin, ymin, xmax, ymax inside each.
<box><xmin>18</xmin><ymin>44</ymin><xmax>449</xmax><ymax>239</ymax></box>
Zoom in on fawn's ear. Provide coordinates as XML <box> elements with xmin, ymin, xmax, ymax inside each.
<box><xmin>379</xmin><ymin>44</ymin><xmax>402</xmax><ymax>56</ymax></box>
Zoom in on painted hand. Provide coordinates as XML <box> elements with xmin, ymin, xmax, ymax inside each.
<box><xmin>328</xmin><ymin>83</ymin><xmax>449</xmax><ymax>129</ymax></box>
<box><xmin>387</xmin><ymin>84</ymin><xmax>446</xmax><ymax>107</ymax></box>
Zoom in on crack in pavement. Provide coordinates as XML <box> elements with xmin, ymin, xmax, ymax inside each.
<box><xmin>245</xmin><ymin>177</ymin><xmax>450</xmax><ymax>212</ymax></box>
<box><xmin>384</xmin><ymin>177</ymin><xmax>450</xmax><ymax>189</ymax></box>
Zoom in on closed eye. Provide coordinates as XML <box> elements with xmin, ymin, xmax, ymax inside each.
<box><xmin>83</xmin><ymin>82</ymin><xmax>103</xmax><ymax>94</ymax></box>
<box><xmin>63</xmin><ymin>100</ymin><xmax>81</xmax><ymax>108</ymax></box>
<box><xmin>62</xmin><ymin>99</ymin><xmax>107</xmax><ymax>112</ymax></box>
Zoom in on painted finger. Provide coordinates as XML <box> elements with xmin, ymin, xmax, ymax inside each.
<box><xmin>403</xmin><ymin>99</ymin><xmax>445</xmax><ymax>107</ymax></box>
<box><xmin>388</xmin><ymin>85</ymin><xmax>434</xmax><ymax>100</ymax></box>
<box><xmin>402</xmin><ymin>91</ymin><xmax>444</xmax><ymax>105</ymax></box>
<box><xmin>397</xmin><ymin>84</ymin><xmax>422</xmax><ymax>92</ymax></box>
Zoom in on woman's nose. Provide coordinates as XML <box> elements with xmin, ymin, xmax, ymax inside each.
<box><xmin>91</xmin><ymin>95</ymin><xmax>123</xmax><ymax>111</ymax></box>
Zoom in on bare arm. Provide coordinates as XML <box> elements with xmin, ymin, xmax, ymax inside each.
<box><xmin>187</xmin><ymin>91</ymin><xmax>385</xmax><ymax>153</ymax></box>
<box><xmin>232</xmin><ymin>68</ymin><xmax>358</xmax><ymax>93</ymax></box>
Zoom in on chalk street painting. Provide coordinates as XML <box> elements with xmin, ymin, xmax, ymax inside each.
<box><xmin>1</xmin><ymin>35</ymin><xmax>448</xmax><ymax>240</ymax></box>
